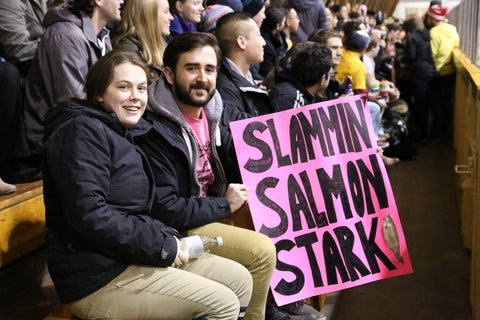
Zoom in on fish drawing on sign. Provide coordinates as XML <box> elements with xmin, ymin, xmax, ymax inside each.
<box><xmin>382</xmin><ymin>214</ymin><xmax>404</xmax><ymax>264</ymax></box>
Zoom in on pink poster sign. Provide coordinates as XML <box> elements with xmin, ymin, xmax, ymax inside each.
<box><xmin>229</xmin><ymin>95</ymin><xmax>413</xmax><ymax>306</ymax></box>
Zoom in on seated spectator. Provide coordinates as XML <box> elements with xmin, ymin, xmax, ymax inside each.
<box><xmin>141</xmin><ymin>32</ymin><xmax>275</xmax><ymax>320</ymax></box>
<box><xmin>308</xmin><ymin>28</ymin><xmax>345</xmax><ymax>99</ymax></box>
<box><xmin>114</xmin><ymin>0</ymin><xmax>174</xmax><ymax>77</ymax></box>
<box><xmin>215</xmin><ymin>11</ymin><xmax>271</xmax><ymax>117</ymax></box>
<box><xmin>335</xmin><ymin>21</ymin><xmax>399</xmax><ymax>165</ymax></box>
<box><xmin>44</xmin><ymin>49</ymin><xmax>253</xmax><ymax>320</ymax></box>
<box><xmin>363</xmin><ymin>35</ymin><xmax>400</xmax><ymax>108</ymax></box>
<box><xmin>281</xmin><ymin>5</ymin><xmax>300</xmax><ymax>50</ymax></box>
<box><xmin>241</xmin><ymin>0</ymin><xmax>267</xmax><ymax>83</ymax></box>
<box><xmin>0</xmin><ymin>62</ymin><xmax>21</xmax><ymax>192</ymax></box>
<box><xmin>378</xmin><ymin>22</ymin><xmax>402</xmax><ymax>81</ymax></box>
<box><xmin>241</xmin><ymin>0</ymin><xmax>266</xmax><ymax>26</ymax></box>
<box><xmin>0</xmin><ymin>0</ymin><xmax>46</xmax><ymax>76</ymax></box>
<box><xmin>263</xmin><ymin>40</ymin><xmax>316</xmax><ymax>90</ymax></box>
<box><xmin>269</xmin><ymin>44</ymin><xmax>333</xmax><ymax>111</ymax></box>
<box><xmin>331</xmin><ymin>3</ymin><xmax>348</xmax><ymax>33</ymax></box>
<box><xmin>198</xmin><ymin>4</ymin><xmax>234</xmax><ymax>33</ymax></box>
<box><xmin>259</xmin><ymin>5</ymin><xmax>288</xmax><ymax>78</ymax></box>
<box><xmin>24</xmin><ymin>0</ymin><xmax>122</xmax><ymax>164</ymax></box>
<box><xmin>207</xmin><ymin>0</ymin><xmax>243</xmax><ymax>11</ymax></box>
<box><xmin>216</xmin><ymin>14</ymin><xmax>325</xmax><ymax>319</ymax></box>
<box><xmin>0</xmin><ymin>59</ymin><xmax>41</xmax><ymax>185</ymax></box>
<box><xmin>168</xmin><ymin>0</ymin><xmax>204</xmax><ymax>37</ymax></box>
<box><xmin>365</xmin><ymin>9</ymin><xmax>378</xmax><ymax>33</ymax></box>
<box><xmin>0</xmin><ymin>0</ymin><xmax>46</xmax><ymax>183</ymax></box>
<box><xmin>285</xmin><ymin>0</ymin><xmax>328</xmax><ymax>43</ymax></box>
<box><xmin>325</xmin><ymin>6</ymin><xmax>338</xmax><ymax>30</ymax></box>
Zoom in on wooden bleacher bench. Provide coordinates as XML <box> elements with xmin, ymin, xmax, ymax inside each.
<box><xmin>0</xmin><ymin>180</ymin><xmax>76</xmax><ymax>319</ymax></box>
<box><xmin>0</xmin><ymin>180</ymin><xmax>46</xmax><ymax>267</ymax></box>
<box><xmin>0</xmin><ymin>183</ymin><xmax>325</xmax><ymax>318</ymax></box>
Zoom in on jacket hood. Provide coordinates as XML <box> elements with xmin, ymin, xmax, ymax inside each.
<box><xmin>273</xmin><ymin>64</ymin><xmax>294</xmax><ymax>84</ymax></box>
<box><xmin>43</xmin><ymin>6</ymin><xmax>82</xmax><ymax>29</ymax></box>
<box><xmin>147</xmin><ymin>74</ymin><xmax>224</xmax><ymax>129</ymax></box>
<box><xmin>44</xmin><ymin>98</ymin><xmax>151</xmax><ymax>141</ymax></box>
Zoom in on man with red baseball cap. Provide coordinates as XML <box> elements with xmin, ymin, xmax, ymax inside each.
<box><xmin>424</xmin><ymin>3</ymin><xmax>459</xmax><ymax>139</ymax></box>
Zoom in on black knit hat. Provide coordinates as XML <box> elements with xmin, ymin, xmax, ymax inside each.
<box><xmin>242</xmin><ymin>0</ymin><xmax>264</xmax><ymax>17</ymax></box>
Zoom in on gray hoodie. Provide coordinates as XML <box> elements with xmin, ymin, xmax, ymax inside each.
<box><xmin>25</xmin><ymin>6</ymin><xmax>111</xmax><ymax>155</ymax></box>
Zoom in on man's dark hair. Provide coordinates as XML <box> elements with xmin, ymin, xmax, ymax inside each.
<box><xmin>291</xmin><ymin>44</ymin><xmax>332</xmax><ymax>88</ymax></box>
<box><xmin>342</xmin><ymin>21</ymin><xmax>369</xmax><ymax>52</ymax></box>
<box><xmin>308</xmin><ymin>28</ymin><xmax>341</xmax><ymax>45</ymax></box>
<box><xmin>163</xmin><ymin>32</ymin><xmax>222</xmax><ymax>71</ymax></box>
<box><xmin>331</xmin><ymin>3</ymin><xmax>346</xmax><ymax>14</ymax></box>
<box><xmin>215</xmin><ymin>11</ymin><xmax>252</xmax><ymax>56</ymax></box>
<box><xmin>261</xmin><ymin>5</ymin><xmax>288</xmax><ymax>33</ymax></box>
<box><xmin>66</xmin><ymin>0</ymin><xmax>96</xmax><ymax>17</ymax></box>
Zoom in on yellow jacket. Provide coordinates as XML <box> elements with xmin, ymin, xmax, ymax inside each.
<box><xmin>430</xmin><ymin>22</ymin><xmax>460</xmax><ymax>75</ymax></box>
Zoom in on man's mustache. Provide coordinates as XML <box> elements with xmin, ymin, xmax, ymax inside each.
<box><xmin>190</xmin><ymin>83</ymin><xmax>210</xmax><ymax>91</ymax></box>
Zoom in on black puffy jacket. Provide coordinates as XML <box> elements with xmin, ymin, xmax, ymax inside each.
<box><xmin>43</xmin><ymin>99</ymin><xmax>178</xmax><ymax>303</ymax></box>
<box><xmin>216</xmin><ymin>58</ymin><xmax>273</xmax><ymax>117</ymax></box>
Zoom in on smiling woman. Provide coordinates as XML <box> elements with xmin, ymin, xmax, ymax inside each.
<box><xmin>89</xmin><ymin>61</ymin><xmax>148</xmax><ymax>128</ymax></box>
<box><xmin>42</xmin><ymin>50</ymin><xmax>253</xmax><ymax>320</ymax></box>
<box><xmin>169</xmin><ymin>0</ymin><xmax>205</xmax><ymax>36</ymax></box>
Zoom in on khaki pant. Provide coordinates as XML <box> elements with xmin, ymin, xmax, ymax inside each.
<box><xmin>71</xmin><ymin>254</ymin><xmax>252</xmax><ymax>320</ymax></box>
<box><xmin>189</xmin><ymin>223</ymin><xmax>277</xmax><ymax>320</ymax></box>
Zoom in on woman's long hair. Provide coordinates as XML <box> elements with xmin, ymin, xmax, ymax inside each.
<box><xmin>115</xmin><ymin>0</ymin><xmax>168</xmax><ymax>68</ymax></box>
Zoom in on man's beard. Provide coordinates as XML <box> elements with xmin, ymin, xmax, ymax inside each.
<box><xmin>174</xmin><ymin>80</ymin><xmax>215</xmax><ymax>107</ymax></box>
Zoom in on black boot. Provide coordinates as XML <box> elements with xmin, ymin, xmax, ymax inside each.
<box><xmin>280</xmin><ymin>300</ymin><xmax>326</xmax><ymax>320</ymax></box>
<box><xmin>265</xmin><ymin>302</ymin><xmax>317</xmax><ymax>320</ymax></box>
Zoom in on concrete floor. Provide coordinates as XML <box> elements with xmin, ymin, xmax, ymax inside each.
<box><xmin>327</xmin><ymin>139</ymin><xmax>473</xmax><ymax>320</ymax></box>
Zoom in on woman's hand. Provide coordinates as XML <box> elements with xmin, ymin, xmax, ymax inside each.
<box><xmin>171</xmin><ymin>237</ymin><xmax>189</xmax><ymax>268</ymax></box>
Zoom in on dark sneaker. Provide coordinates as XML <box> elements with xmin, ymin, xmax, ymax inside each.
<box><xmin>280</xmin><ymin>300</ymin><xmax>327</xmax><ymax>320</ymax></box>
<box><xmin>266</xmin><ymin>302</ymin><xmax>317</xmax><ymax>320</ymax></box>
<box><xmin>2</xmin><ymin>166</ymin><xmax>42</xmax><ymax>184</ymax></box>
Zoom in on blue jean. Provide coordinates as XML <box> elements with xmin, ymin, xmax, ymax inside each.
<box><xmin>368</xmin><ymin>101</ymin><xmax>384</xmax><ymax>138</ymax></box>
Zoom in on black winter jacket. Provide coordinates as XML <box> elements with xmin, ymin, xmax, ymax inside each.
<box><xmin>405</xmin><ymin>28</ymin><xmax>436</xmax><ymax>95</ymax></box>
<box><xmin>269</xmin><ymin>64</ymin><xmax>315</xmax><ymax>112</ymax></box>
<box><xmin>43</xmin><ymin>99</ymin><xmax>178</xmax><ymax>303</ymax></box>
<box><xmin>259</xmin><ymin>30</ymin><xmax>287</xmax><ymax>79</ymax></box>
<box><xmin>142</xmin><ymin>76</ymin><xmax>235</xmax><ymax>232</ymax></box>
<box><xmin>216</xmin><ymin>58</ymin><xmax>273</xmax><ymax>117</ymax></box>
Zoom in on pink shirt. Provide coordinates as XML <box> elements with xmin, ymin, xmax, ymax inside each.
<box><xmin>182</xmin><ymin>109</ymin><xmax>214</xmax><ymax>197</ymax></box>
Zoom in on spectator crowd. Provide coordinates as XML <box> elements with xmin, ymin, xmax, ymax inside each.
<box><xmin>0</xmin><ymin>0</ymin><xmax>460</xmax><ymax>319</ymax></box>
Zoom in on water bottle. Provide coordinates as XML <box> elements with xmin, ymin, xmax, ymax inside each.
<box><xmin>180</xmin><ymin>235</ymin><xmax>223</xmax><ymax>259</ymax></box>
<box><xmin>379</xmin><ymin>80</ymin><xmax>389</xmax><ymax>103</ymax></box>
<box><xmin>370</xmin><ymin>83</ymin><xmax>379</xmax><ymax>93</ymax></box>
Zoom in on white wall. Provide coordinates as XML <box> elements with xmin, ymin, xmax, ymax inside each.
<box><xmin>392</xmin><ymin>0</ymin><xmax>462</xmax><ymax>20</ymax></box>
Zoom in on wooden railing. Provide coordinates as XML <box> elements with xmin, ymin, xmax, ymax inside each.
<box><xmin>453</xmin><ymin>49</ymin><xmax>480</xmax><ymax>320</ymax></box>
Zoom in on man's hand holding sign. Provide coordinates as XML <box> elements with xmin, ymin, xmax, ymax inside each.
<box><xmin>229</xmin><ymin>94</ymin><xmax>413</xmax><ymax>306</ymax></box>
